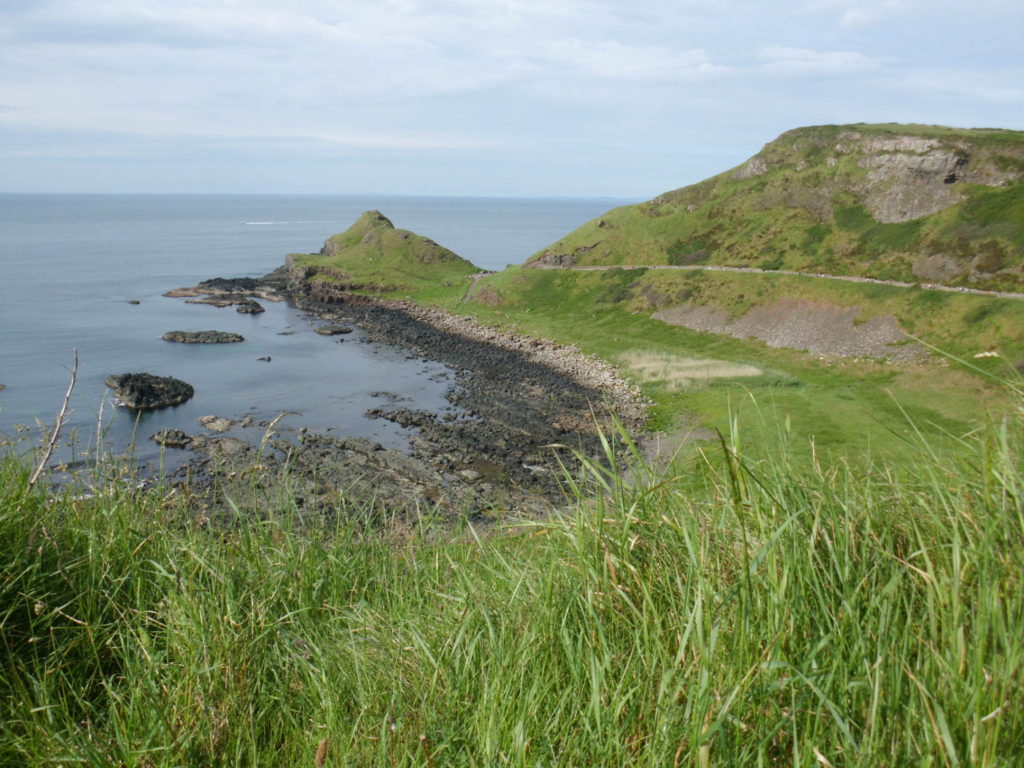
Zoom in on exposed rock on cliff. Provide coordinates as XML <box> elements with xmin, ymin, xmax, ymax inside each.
<box><xmin>652</xmin><ymin>299</ymin><xmax>924</xmax><ymax>361</ymax></box>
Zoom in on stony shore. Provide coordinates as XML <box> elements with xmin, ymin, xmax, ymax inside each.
<box><xmin>162</xmin><ymin>271</ymin><xmax>649</xmax><ymax>519</ymax></box>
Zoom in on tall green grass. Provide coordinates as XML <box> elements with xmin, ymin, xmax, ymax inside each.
<box><xmin>2</xmin><ymin>396</ymin><xmax>1022</xmax><ymax>765</ymax></box>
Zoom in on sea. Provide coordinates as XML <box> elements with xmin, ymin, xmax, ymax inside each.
<box><xmin>0</xmin><ymin>194</ymin><xmax>633</xmax><ymax>470</ymax></box>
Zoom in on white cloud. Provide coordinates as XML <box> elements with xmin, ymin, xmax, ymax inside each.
<box><xmin>760</xmin><ymin>45</ymin><xmax>887</xmax><ymax>75</ymax></box>
<box><xmin>1</xmin><ymin>0</ymin><xmax>1022</xmax><ymax>194</ymax></box>
<box><xmin>540</xmin><ymin>39</ymin><xmax>725</xmax><ymax>80</ymax></box>
<box><xmin>802</xmin><ymin>0</ymin><xmax>911</xmax><ymax>28</ymax></box>
<box><xmin>881</xmin><ymin>67</ymin><xmax>1024</xmax><ymax>105</ymax></box>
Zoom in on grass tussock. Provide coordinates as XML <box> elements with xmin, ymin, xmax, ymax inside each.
<box><xmin>2</xmin><ymin>397</ymin><xmax>1023</xmax><ymax>765</ymax></box>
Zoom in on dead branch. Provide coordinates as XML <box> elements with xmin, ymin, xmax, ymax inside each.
<box><xmin>28</xmin><ymin>349</ymin><xmax>78</xmax><ymax>492</ymax></box>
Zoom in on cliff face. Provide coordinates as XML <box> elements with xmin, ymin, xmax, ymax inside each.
<box><xmin>734</xmin><ymin>128</ymin><xmax>1019</xmax><ymax>224</ymax></box>
<box><xmin>530</xmin><ymin>124</ymin><xmax>1024</xmax><ymax>290</ymax></box>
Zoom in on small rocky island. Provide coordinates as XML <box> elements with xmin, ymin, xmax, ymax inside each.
<box><xmin>162</xmin><ymin>330</ymin><xmax>244</xmax><ymax>343</ymax></box>
<box><xmin>106</xmin><ymin>373</ymin><xmax>195</xmax><ymax>410</ymax></box>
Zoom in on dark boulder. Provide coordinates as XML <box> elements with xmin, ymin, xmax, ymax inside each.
<box><xmin>106</xmin><ymin>373</ymin><xmax>194</xmax><ymax>410</ymax></box>
<box><xmin>314</xmin><ymin>324</ymin><xmax>353</xmax><ymax>335</ymax></box>
<box><xmin>162</xmin><ymin>330</ymin><xmax>245</xmax><ymax>344</ymax></box>
<box><xmin>152</xmin><ymin>428</ymin><xmax>192</xmax><ymax>448</ymax></box>
<box><xmin>236</xmin><ymin>300</ymin><xmax>265</xmax><ymax>314</ymax></box>
<box><xmin>197</xmin><ymin>276</ymin><xmax>264</xmax><ymax>292</ymax></box>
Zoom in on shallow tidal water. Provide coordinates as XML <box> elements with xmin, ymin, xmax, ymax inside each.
<box><xmin>0</xmin><ymin>193</ymin><xmax>633</xmax><ymax>468</ymax></box>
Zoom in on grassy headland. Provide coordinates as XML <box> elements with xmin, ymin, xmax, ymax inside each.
<box><xmin>527</xmin><ymin>124</ymin><xmax>1024</xmax><ymax>292</ymax></box>
<box><xmin>289</xmin><ymin>210</ymin><xmax>480</xmax><ymax>302</ymax></box>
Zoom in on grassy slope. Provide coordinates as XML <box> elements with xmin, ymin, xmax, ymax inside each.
<box><xmin>528</xmin><ymin>124</ymin><xmax>1024</xmax><ymax>291</ymax></box>
<box><xmin>2</xmin><ymin>391</ymin><xmax>1022</xmax><ymax>765</ymax></box>
<box><xmin>290</xmin><ymin>210</ymin><xmax>480</xmax><ymax>300</ymax></box>
<box><xmin>446</xmin><ymin>266</ymin><xmax>1024</xmax><ymax>465</ymax></box>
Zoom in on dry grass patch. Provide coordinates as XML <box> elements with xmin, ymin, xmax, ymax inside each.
<box><xmin>619</xmin><ymin>352</ymin><xmax>762</xmax><ymax>389</ymax></box>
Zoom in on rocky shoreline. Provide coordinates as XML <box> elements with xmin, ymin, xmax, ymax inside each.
<box><xmin>161</xmin><ymin>268</ymin><xmax>649</xmax><ymax>520</ymax></box>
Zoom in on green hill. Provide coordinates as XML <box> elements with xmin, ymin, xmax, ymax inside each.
<box><xmin>288</xmin><ymin>210</ymin><xmax>480</xmax><ymax>298</ymax></box>
<box><xmin>528</xmin><ymin>124</ymin><xmax>1024</xmax><ymax>290</ymax></box>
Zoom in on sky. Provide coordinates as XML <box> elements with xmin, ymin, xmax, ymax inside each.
<box><xmin>1</xmin><ymin>0</ymin><xmax>1022</xmax><ymax>198</ymax></box>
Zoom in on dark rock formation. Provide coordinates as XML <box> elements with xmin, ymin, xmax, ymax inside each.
<box><xmin>236</xmin><ymin>300</ymin><xmax>265</xmax><ymax>314</ymax></box>
<box><xmin>314</xmin><ymin>324</ymin><xmax>353</xmax><ymax>335</ymax></box>
<box><xmin>105</xmin><ymin>373</ymin><xmax>194</xmax><ymax>410</ymax></box>
<box><xmin>152</xmin><ymin>429</ymin><xmax>192</xmax><ymax>448</ymax></box>
<box><xmin>162</xmin><ymin>330</ymin><xmax>245</xmax><ymax>344</ymax></box>
<box><xmin>198</xmin><ymin>276</ymin><xmax>265</xmax><ymax>292</ymax></box>
<box><xmin>233</xmin><ymin>299</ymin><xmax>262</xmax><ymax>313</ymax></box>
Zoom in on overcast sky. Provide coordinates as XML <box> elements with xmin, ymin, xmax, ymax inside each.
<box><xmin>1</xmin><ymin>0</ymin><xmax>1022</xmax><ymax>197</ymax></box>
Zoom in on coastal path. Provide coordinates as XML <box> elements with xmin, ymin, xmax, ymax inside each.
<box><xmin>531</xmin><ymin>263</ymin><xmax>1024</xmax><ymax>302</ymax></box>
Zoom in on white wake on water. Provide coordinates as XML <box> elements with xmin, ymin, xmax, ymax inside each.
<box><xmin>242</xmin><ymin>220</ymin><xmax>333</xmax><ymax>225</ymax></box>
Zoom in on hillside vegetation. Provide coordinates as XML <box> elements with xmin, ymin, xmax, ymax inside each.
<box><xmin>529</xmin><ymin>124</ymin><xmax>1024</xmax><ymax>291</ymax></box>
<box><xmin>288</xmin><ymin>210</ymin><xmax>480</xmax><ymax>299</ymax></box>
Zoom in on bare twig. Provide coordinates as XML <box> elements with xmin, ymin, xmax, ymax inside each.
<box><xmin>28</xmin><ymin>350</ymin><xmax>78</xmax><ymax>492</ymax></box>
<box><xmin>95</xmin><ymin>388</ymin><xmax>106</xmax><ymax>461</ymax></box>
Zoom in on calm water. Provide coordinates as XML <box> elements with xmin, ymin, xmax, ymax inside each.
<box><xmin>0</xmin><ymin>194</ymin><xmax>630</xmax><ymax>467</ymax></box>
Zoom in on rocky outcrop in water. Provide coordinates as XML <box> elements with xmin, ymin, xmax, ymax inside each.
<box><xmin>235</xmin><ymin>300</ymin><xmax>265</xmax><ymax>314</ymax></box>
<box><xmin>162</xmin><ymin>330</ymin><xmax>245</xmax><ymax>344</ymax></box>
<box><xmin>314</xmin><ymin>324</ymin><xmax>353</xmax><ymax>335</ymax></box>
<box><xmin>199</xmin><ymin>415</ymin><xmax>233</xmax><ymax>433</ymax></box>
<box><xmin>164</xmin><ymin>271</ymin><xmax>290</xmax><ymax>305</ymax></box>
<box><xmin>174</xmin><ymin>428</ymin><xmax>538</xmax><ymax>522</ymax></box>
<box><xmin>106</xmin><ymin>373</ymin><xmax>194</xmax><ymax>410</ymax></box>
<box><xmin>152</xmin><ymin>429</ymin><xmax>192</xmax><ymax>448</ymax></box>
